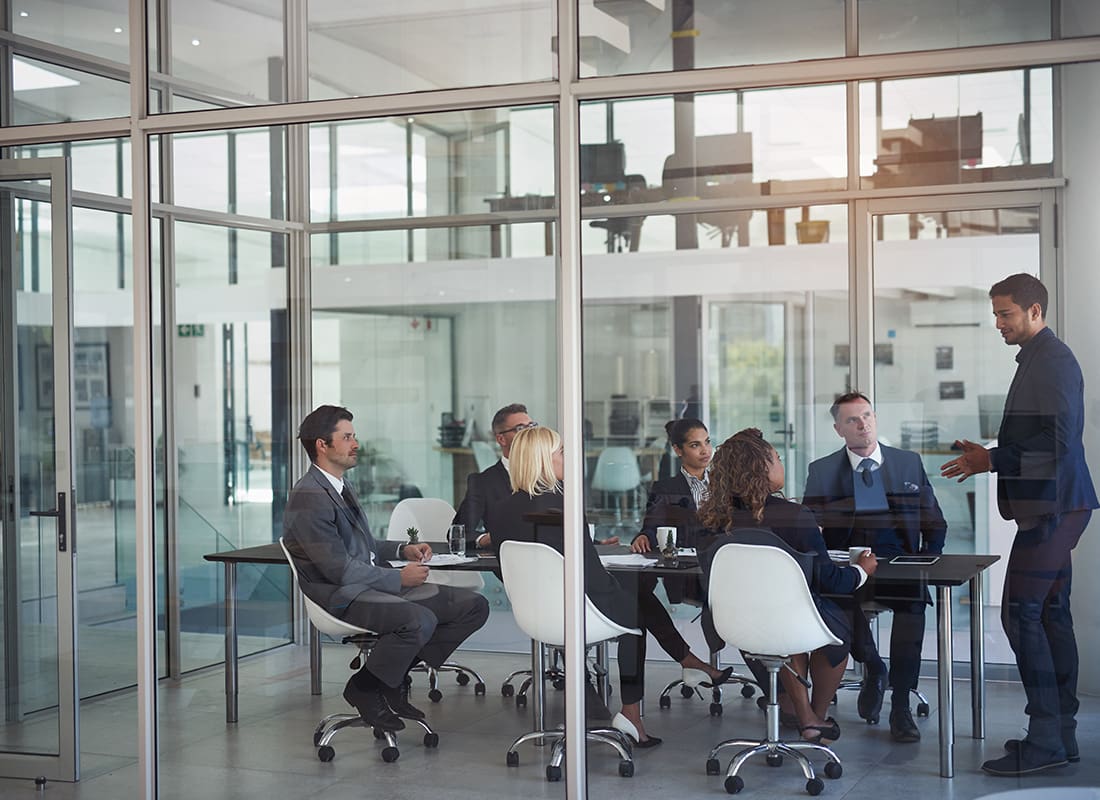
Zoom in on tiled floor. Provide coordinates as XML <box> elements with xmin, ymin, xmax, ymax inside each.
<box><xmin>0</xmin><ymin>646</ymin><xmax>1097</xmax><ymax>799</ymax></box>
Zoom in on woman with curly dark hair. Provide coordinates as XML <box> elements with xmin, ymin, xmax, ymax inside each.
<box><xmin>698</xmin><ymin>428</ymin><xmax>878</xmax><ymax>744</ymax></box>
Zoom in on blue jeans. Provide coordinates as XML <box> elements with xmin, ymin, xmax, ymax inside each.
<box><xmin>1001</xmin><ymin>510</ymin><xmax>1090</xmax><ymax>753</ymax></box>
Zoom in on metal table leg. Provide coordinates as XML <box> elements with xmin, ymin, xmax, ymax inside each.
<box><xmin>936</xmin><ymin>585</ymin><xmax>954</xmax><ymax>778</ymax></box>
<box><xmin>310</xmin><ymin>623</ymin><xmax>322</xmax><ymax>695</ymax></box>
<box><xmin>532</xmin><ymin>639</ymin><xmax>546</xmax><ymax>745</ymax></box>
<box><xmin>969</xmin><ymin>572</ymin><xmax>985</xmax><ymax>739</ymax></box>
<box><xmin>595</xmin><ymin>641</ymin><xmax>610</xmax><ymax>701</ymax></box>
<box><xmin>224</xmin><ymin>562</ymin><xmax>238</xmax><ymax>724</ymax></box>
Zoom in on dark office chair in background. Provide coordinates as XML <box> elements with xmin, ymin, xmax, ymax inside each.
<box><xmin>582</xmin><ymin>141</ymin><xmax>648</xmax><ymax>252</ymax></box>
<box><xmin>662</xmin><ymin>132</ymin><xmax>755</xmax><ymax>246</ymax></box>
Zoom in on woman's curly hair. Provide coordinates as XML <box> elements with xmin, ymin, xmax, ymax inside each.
<box><xmin>697</xmin><ymin>427</ymin><xmax>777</xmax><ymax>529</ymax></box>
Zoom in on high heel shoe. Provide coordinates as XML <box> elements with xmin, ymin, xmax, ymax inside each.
<box><xmin>682</xmin><ymin>666</ymin><xmax>734</xmax><ymax>688</ymax></box>
<box><xmin>611</xmin><ymin>712</ymin><xmax>662</xmax><ymax>748</ymax></box>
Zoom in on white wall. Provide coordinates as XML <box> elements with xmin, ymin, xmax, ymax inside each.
<box><xmin>1060</xmin><ymin>60</ymin><xmax>1100</xmax><ymax>696</ymax></box>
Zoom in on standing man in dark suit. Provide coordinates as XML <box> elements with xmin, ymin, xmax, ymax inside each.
<box><xmin>942</xmin><ymin>273</ymin><xmax>1098</xmax><ymax>777</ymax></box>
<box><xmin>452</xmin><ymin>403</ymin><xmax>537</xmax><ymax>549</ymax></box>
<box><xmin>803</xmin><ymin>392</ymin><xmax>947</xmax><ymax>744</ymax></box>
<box><xmin>283</xmin><ymin>405</ymin><xmax>489</xmax><ymax>732</ymax></box>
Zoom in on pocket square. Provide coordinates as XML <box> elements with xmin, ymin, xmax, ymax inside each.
<box><xmin>904</xmin><ymin>481</ymin><xmax>919</xmax><ymax>491</ymax></box>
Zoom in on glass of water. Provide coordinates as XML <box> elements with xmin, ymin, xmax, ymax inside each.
<box><xmin>448</xmin><ymin>524</ymin><xmax>466</xmax><ymax>558</ymax></box>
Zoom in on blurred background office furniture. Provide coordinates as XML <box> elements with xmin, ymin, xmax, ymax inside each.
<box><xmin>590</xmin><ymin>446</ymin><xmax>643</xmax><ymax>528</ymax></box>
<box><xmin>662</xmin><ymin>132</ymin><xmax>755</xmax><ymax>247</ymax></box>
<box><xmin>499</xmin><ymin>540</ymin><xmax>637</xmax><ymax>782</ymax></box>
<box><xmin>279</xmin><ymin>538</ymin><xmax>438</xmax><ymax>763</ymax></box>
<box><xmin>581</xmin><ymin>141</ymin><xmax>649</xmax><ymax>253</ymax></box>
<box><xmin>704</xmin><ymin>535</ymin><xmax>844</xmax><ymax>795</ymax></box>
<box><xmin>386</xmin><ymin>498</ymin><xmax>487</xmax><ymax>700</ymax></box>
<box><xmin>472</xmin><ymin>440</ymin><xmax>499</xmax><ymax>472</ymax></box>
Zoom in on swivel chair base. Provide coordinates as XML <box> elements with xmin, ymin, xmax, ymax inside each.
<box><xmin>507</xmin><ymin>724</ymin><xmax>635</xmax><ymax>782</ymax></box>
<box><xmin>706</xmin><ymin>655</ymin><xmax>841</xmax><ymax>796</ymax></box>
<box><xmin>313</xmin><ymin>711</ymin><xmax>438</xmax><ymax>763</ymax></box>
<box><xmin>502</xmin><ymin>645</ymin><xmax>566</xmax><ymax>706</ymax></box>
<box><xmin>412</xmin><ymin>661</ymin><xmax>487</xmax><ymax>702</ymax></box>
<box><xmin>658</xmin><ymin>653</ymin><xmax>756</xmax><ymax>715</ymax></box>
<box><xmin>835</xmin><ymin>607</ymin><xmax>930</xmax><ymax>721</ymax></box>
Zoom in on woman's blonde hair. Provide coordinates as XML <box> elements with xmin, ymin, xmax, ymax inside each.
<box><xmin>508</xmin><ymin>426</ymin><xmax>563</xmax><ymax>496</ymax></box>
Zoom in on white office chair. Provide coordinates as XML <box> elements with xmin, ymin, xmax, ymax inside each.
<box><xmin>499</xmin><ymin>540</ymin><xmax>638</xmax><ymax>782</ymax></box>
<box><xmin>590</xmin><ymin>446</ymin><xmax>642</xmax><ymax>526</ymax></box>
<box><xmin>277</xmin><ymin>538</ymin><xmax>438</xmax><ymax>763</ymax></box>
<box><xmin>385</xmin><ymin>497</ymin><xmax>487</xmax><ymax>700</ymax></box>
<box><xmin>471</xmin><ymin>440</ymin><xmax>499</xmax><ymax>472</ymax></box>
<box><xmin>704</xmin><ymin>534</ymin><xmax>844</xmax><ymax>796</ymax></box>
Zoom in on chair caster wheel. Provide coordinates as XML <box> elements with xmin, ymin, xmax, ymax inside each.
<box><xmin>381</xmin><ymin>746</ymin><xmax>400</xmax><ymax>763</ymax></box>
<box><xmin>916</xmin><ymin>702</ymin><xmax>930</xmax><ymax>717</ymax></box>
<box><xmin>706</xmin><ymin>758</ymin><xmax>721</xmax><ymax>775</ymax></box>
<box><xmin>474</xmin><ymin>682</ymin><xmax>486</xmax><ymax>696</ymax></box>
<box><xmin>724</xmin><ymin>775</ymin><xmax>744</xmax><ymax>794</ymax></box>
<box><xmin>423</xmin><ymin>732</ymin><xmax>439</xmax><ymax>748</ymax></box>
<box><xmin>502</xmin><ymin>684</ymin><xmax>515</xmax><ymax>697</ymax></box>
<box><xmin>429</xmin><ymin>689</ymin><xmax>443</xmax><ymax>703</ymax></box>
<box><xmin>553</xmin><ymin>678</ymin><xmax>566</xmax><ymax>691</ymax></box>
<box><xmin>659</xmin><ymin>695</ymin><xmax>671</xmax><ymax>709</ymax></box>
<box><xmin>456</xmin><ymin>672</ymin><xmax>470</xmax><ymax>686</ymax></box>
<box><xmin>680</xmin><ymin>684</ymin><xmax>695</xmax><ymax>699</ymax></box>
<box><xmin>740</xmin><ymin>684</ymin><xmax>755</xmax><ymax>699</ymax></box>
<box><xmin>806</xmin><ymin>777</ymin><xmax>824</xmax><ymax>795</ymax></box>
<box><xmin>709</xmin><ymin>702</ymin><xmax>723</xmax><ymax>717</ymax></box>
<box><xmin>516</xmin><ymin>695</ymin><xmax>527</xmax><ymax>708</ymax></box>
<box><xmin>546</xmin><ymin>764</ymin><xmax>562</xmax><ymax>782</ymax></box>
<box><xmin>506</xmin><ymin>750</ymin><xmax>520</xmax><ymax>767</ymax></box>
<box><xmin>618</xmin><ymin>760</ymin><xmax>634</xmax><ymax>777</ymax></box>
<box><xmin>766</xmin><ymin>753</ymin><xmax>783</xmax><ymax>767</ymax></box>
<box><xmin>373</xmin><ymin>727</ymin><xmax>386</xmax><ymax>740</ymax></box>
<box><xmin>824</xmin><ymin>761</ymin><xmax>843</xmax><ymax>779</ymax></box>
<box><xmin>317</xmin><ymin>745</ymin><xmax>335</xmax><ymax>763</ymax></box>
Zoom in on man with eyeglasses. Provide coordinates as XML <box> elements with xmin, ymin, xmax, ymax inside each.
<box><xmin>802</xmin><ymin>391</ymin><xmax>947</xmax><ymax>744</ymax></box>
<box><xmin>283</xmin><ymin>405</ymin><xmax>490</xmax><ymax>732</ymax></box>
<box><xmin>453</xmin><ymin>403</ymin><xmax>538</xmax><ymax>549</ymax></box>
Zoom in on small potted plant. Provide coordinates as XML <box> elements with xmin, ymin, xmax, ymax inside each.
<box><xmin>405</xmin><ymin>526</ymin><xmax>420</xmax><ymax>545</ymax></box>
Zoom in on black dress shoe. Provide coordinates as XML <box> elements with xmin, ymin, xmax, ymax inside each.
<box><xmin>982</xmin><ymin>741</ymin><xmax>1068</xmax><ymax>776</ymax></box>
<box><xmin>857</xmin><ymin>666</ymin><xmax>887</xmax><ymax>724</ymax></box>
<box><xmin>1005</xmin><ymin>736</ymin><xmax>1079</xmax><ymax>763</ymax></box>
<box><xmin>889</xmin><ymin>706</ymin><xmax>920</xmax><ymax>743</ymax></box>
<box><xmin>343</xmin><ymin>683</ymin><xmax>405</xmax><ymax>731</ymax></box>
<box><xmin>381</xmin><ymin>680</ymin><xmax>426</xmax><ymax>721</ymax></box>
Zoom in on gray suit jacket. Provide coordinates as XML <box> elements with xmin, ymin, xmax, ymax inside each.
<box><xmin>283</xmin><ymin>464</ymin><xmax>403</xmax><ymax>614</ymax></box>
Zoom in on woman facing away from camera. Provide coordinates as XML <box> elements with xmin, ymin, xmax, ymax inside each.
<box><xmin>491</xmin><ymin>426</ymin><xmax>661</xmax><ymax>747</ymax></box>
<box><xmin>696</xmin><ymin>428</ymin><xmax>878</xmax><ymax>744</ymax></box>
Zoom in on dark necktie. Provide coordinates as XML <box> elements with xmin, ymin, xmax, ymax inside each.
<box><xmin>341</xmin><ymin>485</ymin><xmax>361</xmax><ymax>518</ymax></box>
<box><xmin>859</xmin><ymin>458</ymin><xmax>875</xmax><ymax>487</ymax></box>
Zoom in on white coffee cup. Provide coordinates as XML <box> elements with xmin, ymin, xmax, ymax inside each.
<box><xmin>849</xmin><ymin>546</ymin><xmax>870</xmax><ymax>564</ymax></box>
<box><xmin>587</xmin><ymin>523</ymin><xmax>596</xmax><ymax>540</ymax></box>
<box><xmin>657</xmin><ymin>526</ymin><xmax>677</xmax><ymax>550</ymax></box>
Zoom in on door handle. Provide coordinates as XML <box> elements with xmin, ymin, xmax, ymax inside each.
<box><xmin>29</xmin><ymin>491</ymin><xmax>68</xmax><ymax>552</ymax></box>
<box><xmin>773</xmin><ymin>423</ymin><xmax>796</xmax><ymax>444</ymax></box>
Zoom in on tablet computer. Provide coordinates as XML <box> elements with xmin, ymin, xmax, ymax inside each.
<box><xmin>890</xmin><ymin>555</ymin><xmax>939</xmax><ymax>565</ymax></box>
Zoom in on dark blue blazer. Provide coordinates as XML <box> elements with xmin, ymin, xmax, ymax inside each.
<box><xmin>803</xmin><ymin>444</ymin><xmax>947</xmax><ymax>555</ymax></box>
<box><xmin>990</xmin><ymin>326</ymin><xmax>1099</xmax><ymax>521</ymax></box>
<box><xmin>453</xmin><ymin>459</ymin><xmax>511</xmax><ymax>547</ymax></box>
<box><xmin>638</xmin><ymin>473</ymin><xmax>706</xmax><ymax>549</ymax></box>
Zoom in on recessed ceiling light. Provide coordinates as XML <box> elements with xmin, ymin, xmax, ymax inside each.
<box><xmin>114</xmin><ymin>27</ymin><xmax>123</xmax><ymax>34</ymax></box>
<box><xmin>191</xmin><ymin>39</ymin><xmax>200</xmax><ymax>46</ymax></box>
<box><xmin>19</xmin><ymin>11</ymin><xmax>28</xmax><ymax>17</ymax></box>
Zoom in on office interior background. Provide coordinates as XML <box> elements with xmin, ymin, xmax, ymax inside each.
<box><xmin>2</xmin><ymin>0</ymin><xmax>1100</xmax><ymax>797</ymax></box>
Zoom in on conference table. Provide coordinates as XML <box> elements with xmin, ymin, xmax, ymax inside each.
<box><xmin>204</xmin><ymin>542</ymin><xmax>997</xmax><ymax>779</ymax></box>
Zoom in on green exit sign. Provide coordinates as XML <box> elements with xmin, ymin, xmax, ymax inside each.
<box><xmin>177</xmin><ymin>324</ymin><xmax>205</xmax><ymax>338</ymax></box>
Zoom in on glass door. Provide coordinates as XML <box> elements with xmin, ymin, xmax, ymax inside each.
<box><xmin>865</xmin><ymin>189</ymin><xmax>1055</xmax><ymax>665</ymax></box>
<box><xmin>0</xmin><ymin>158</ymin><xmax>78</xmax><ymax>780</ymax></box>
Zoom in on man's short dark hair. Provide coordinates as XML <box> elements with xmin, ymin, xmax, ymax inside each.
<box><xmin>491</xmin><ymin>403</ymin><xmax>528</xmax><ymax>434</ymax></box>
<box><xmin>298</xmin><ymin>405</ymin><xmax>353</xmax><ymax>462</ymax></box>
<box><xmin>989</xmin><ymin>273</ymin><xmax>1048</xmax><ymax>318</ymax></box>
<box><xmin>829</xmin><ymin>391</ymin><xmax>871</xmax><ymax>421</ymax></box>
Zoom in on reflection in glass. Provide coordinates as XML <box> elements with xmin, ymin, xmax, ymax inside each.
<box><xmin>13</xmin><ymin>0</ymin><xmax>130</xmax><ymax>62</ymax></box>
<box><xmin>859</xmin><ymin>69</ymin><xmax>1054</xmax><ymax>189</ymax></box>
<box><xmin>10</xmin><ymin>56</ymin><xmax>130</xmax><ymax>126</ymax></box>
<box><xmin>871</xmin><ymin>205</ymin><xmax>1041</xmax><ymax>666</ymax></box>
<box><xmin>859</xmin><ymin>0</ymin><xmax>1050</xmax><ymax>54</ymax></box>
<box><xmin>169</xmin><ymin>128</ymin><xmax>285</xmax><ymax>218</ymax></box>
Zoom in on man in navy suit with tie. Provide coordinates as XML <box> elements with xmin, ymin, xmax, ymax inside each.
<box><xmin>942</xmin><ymin>273</ymin><xmax>1098</xmax><ymax>776</ymax></box>
<box><xmin>283</xmin><ymin>405</ymin><xmax>489</xmax><ymax>732</ymax></box>
<box><xmin>803</xmin><ymin>392</ymin><xmax>947</xmax><ymax>744</ymax></box>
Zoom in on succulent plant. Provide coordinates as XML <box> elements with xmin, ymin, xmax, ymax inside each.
<box><xmin>405</xmin><ymin>526</ymin><xmax>420</xmax><ymax>544</ymax></box>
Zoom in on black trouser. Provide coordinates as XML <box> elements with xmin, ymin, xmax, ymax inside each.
<box><xmin>849</xmin><ymin>589</ymin><xmax>927</xmax><ymax>703</ymax></box>
<box><xmin>340</xmin><ymin>582</ymin><xmax>490</xmax><ymax>688</ymax></box>
<box><xmin>1002</xmin><ymin>510</ymin><xmax>1090</xmax><ymax>753</ymax></box>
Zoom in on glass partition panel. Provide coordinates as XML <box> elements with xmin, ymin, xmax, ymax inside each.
<box><xmin>12</xmin><ymin>0</ymin><xmax>130</xmax><ymax>62</ymax></box>
<box><xmin>871</xmin><ymin>201</ymin><xmax>1043</xmax><ymax>666</ymax></box>
<box><xmin>579</xmin><ymin>0</ymin><xmax>844</xmax><ymax>77</ymax></box>
<box><xmin>858</xmin><ymin>0</ymin><xmax>1050</xmax><ymax>54</ymax></box>
<box><xmin>859</xmin><ymin>68</ymin><xmax>1054</xmax><ymax>190</ymax></box>
<box><xmin>1062</xmin><ymin>1</ymin><xmax>1100</xmax><ymax>37</ymax></box>
<box><xmin>173</xmin><ymin>220</ymin><xmax>291</xmax><ymax>673</ymax></box>
<box><xmin>10</xmin><ymin>56</ymin><xmax>130</xmax><ymax>127</ymax></box>
<box><xmin>576</xmin><ymin>86</ymin><xmax>848</xmax><ymax>230</ymax></box>
<box><xmin>14</xmin><ymin>139</ymin><xmax>132</xmax><ymax>199</ymax></box>
<box><xmin>168</xmin><ymin>127</ymin><xmax>285</xmax><ymax>219</ymax></box>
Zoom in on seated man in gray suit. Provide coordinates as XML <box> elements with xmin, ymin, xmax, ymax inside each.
<box><xmin>283</xmin><ymin>405</ymin><xmax>490</xmax><ymax>732</ymax></box>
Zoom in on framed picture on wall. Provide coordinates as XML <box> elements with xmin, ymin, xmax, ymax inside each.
<box><xmin>73</xmin><ymin>343</ymin><xmax>110</xmax><ymax>410</ymax></box>
<box><xmin>940</xmin><ymin>381</ymin><xmax>965</xmax><ymax>400</ymax></box>
<box><xmin>874</xmin><ymin>343</ymin><xmax>894</xmax><ymax>365</ymax></box>
<box><xmin>935</xmin><ymin>346</ymin><xmax>954</xmax><ymax>370</ymax></box>
<box><xmin>36</xmin><ymin>345</ymin><xmax>53</xmax><ymax>410</ymax></box>
<box><xmin>833</xmin><ymin>344</ymin><xmax>850</xmax><ymax>367</ymax></box>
